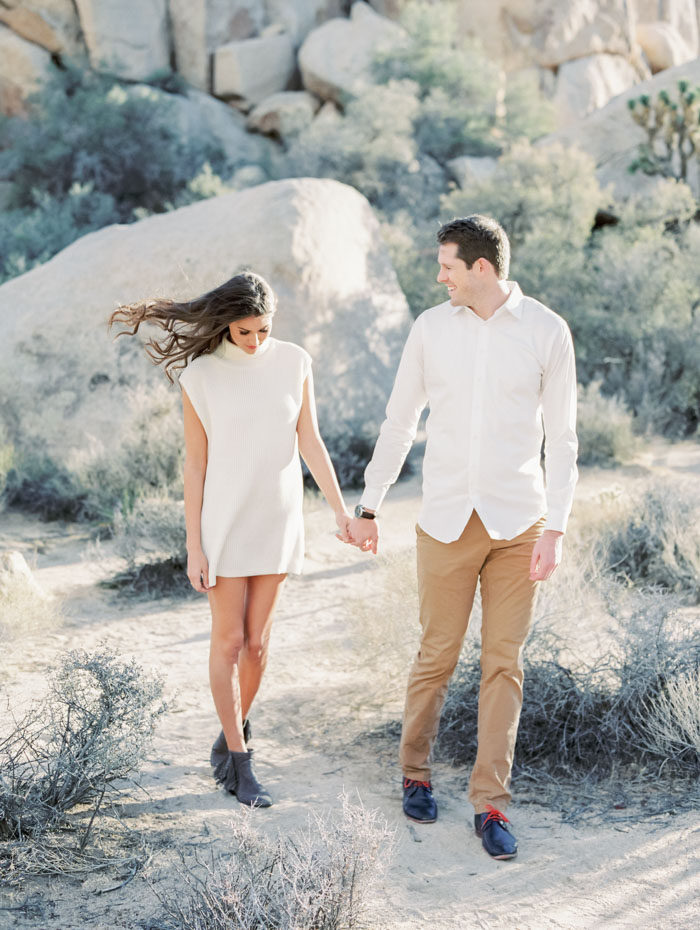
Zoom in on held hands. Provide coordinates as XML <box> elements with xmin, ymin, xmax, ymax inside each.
<box><xmin>529</xmin><ymin>530</ymin><xmax>563</xmax><ymax>581</ymax></box>
<box><xmin>335</xmin><ymin>511</ymin><xmax>353</xmax><ymax>544</ymax></box>
<box><xmin>347</xmin><ymin>516</ymin><xmax>378</xmax><ymax>555</ymax></box>
<box><xmin>187</xmin><ymin>547</ymin><xmax>210</xmax><ymax>592</ymax></box>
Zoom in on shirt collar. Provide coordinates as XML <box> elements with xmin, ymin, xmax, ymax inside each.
<box><xmin>451</xmin><ymin>281</ymin><xmax>524</xmax><ymax>320</ymax></box>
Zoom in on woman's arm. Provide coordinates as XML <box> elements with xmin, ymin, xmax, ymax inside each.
<box><xmin>182</xmin><ymin>386</ymin><xmax>211</xmax><ymax>591</ymax></box>
<box><xmin>296</xmin><ymin>370</ymin><xmax>352</xmax><ymax>541</ymax></box>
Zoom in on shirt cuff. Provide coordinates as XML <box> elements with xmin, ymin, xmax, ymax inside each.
<box><xmin>360</xmin><ymin>487</ymin><xmax>387</xmax><ymax>513</ymax></box>
<box><xmin>544</xmin><ymin>510</ymin><xmax>569</xmax><ymax>534</ymax></box>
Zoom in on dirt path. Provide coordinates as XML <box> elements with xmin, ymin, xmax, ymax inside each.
<box><xmin>1</xmin><ymin>443</ymin><xmax>699</xmax><ymax>929</ymax></box>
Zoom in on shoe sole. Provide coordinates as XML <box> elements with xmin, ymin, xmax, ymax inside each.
<box><xmin>404</xmin><ymin>812</ymin><xmax>437</xmax><ymax>824</ymax></box>
<box><xmin>475</xmin><ymin>830</ymin><xmax>517</xmax><ymax>859</ymax></box>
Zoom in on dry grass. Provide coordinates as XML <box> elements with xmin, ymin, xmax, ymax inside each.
<box><xmin>0</xmin><ymin>556</ymin><xmax>59</xmax><ymax>646</ymax></box>
<box><xmin>154</xmin><ymin>796</ymin><xmax>394</xmax><ymax>930</ymax></box>
<box><xmin>643</xmin><ymin>665</ymin><xmax>700</xmax><ymax>768</ymax></box>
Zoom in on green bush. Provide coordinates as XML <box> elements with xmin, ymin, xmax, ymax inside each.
<box><xmin>0</xmin><ymin>67</ymin><xmax>224</xmax><ymax>283</ymax></box>
<box><xmin>372</xmin><ymin>0</ymin><xmax>554</xmax><ymax>162</ymax></box>
<box><xmin>281</xmin><ymin>0</ymin><xmax>553</xmax><ymax>221</ymax></box>
<box><xmin>0</xmin><ymin>184</ymin><xmax>118</xmax><ymax>282</ymax></box>
<box><xmin>576</xmin><ymin>381</ymin><xmax>638</xmax><ymax>467</ymax></box>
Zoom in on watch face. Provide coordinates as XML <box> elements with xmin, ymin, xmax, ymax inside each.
<box><xmin>354</xmin><ymin>504</ymin><xmax>364</xmax><ymax>518</ymax></box>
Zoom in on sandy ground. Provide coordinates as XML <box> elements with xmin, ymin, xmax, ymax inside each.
<box><xmin>1</xmin><ymin>442</ymin><xmax>700</xmax><ymax>930</ymax></box>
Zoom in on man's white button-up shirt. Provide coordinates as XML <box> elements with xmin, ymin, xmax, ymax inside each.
<box><xmin>360</xmin><ymin>282</ymin><xmax>579</xmax><ymax>542</ymax></box>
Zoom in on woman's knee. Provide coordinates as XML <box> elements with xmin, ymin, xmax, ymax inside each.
<box><xmin>242</xmin><ymin>637</ymin><xmax>269</xmax><ymax>665</ymax></box>
<box><xmin>213</xmin><ymin>632</ymin><xmax>245</xmax><ymax>664</ymax></box>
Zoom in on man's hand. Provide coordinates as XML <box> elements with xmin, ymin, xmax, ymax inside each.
<box><xmin>348</xmin><ymin>517</ymin><xmax>379</xmax><ymax>555</ymax></box>
<box><xmin>529</xmin><ymin>530</ymin><xmax>563</xmax><ymax>581</ymax></box>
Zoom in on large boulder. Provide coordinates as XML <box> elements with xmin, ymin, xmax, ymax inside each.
<box><xmin>535</xmin><ymin>0</ymin><xmax>635</xmax><ymax>68</ymax></box>
<box><xmin>168</xmin><ymin>0</ymin><xmax>267</xmax><ymax>92</ymax></box>
<box><xmin>636</xmin><ymin>21</ymin><xmax>697</xmax><ymax>72</ymax></box>
<box><xmin>632</xmin><ymin>0</ymin><xmax>699</xmax><ymax>60</ymax></box>
<box><xmin>553</xmin><ymin>53</ymin><xmax>639</xmax><ymax>126</ymax></box>
<box><xmin>213</xmin><ymin>32</ymin><xmax>296</xmax><ymax>107</ymax></box>
<box><xmin>74</xmin><ymin>0</ymin><xmax>170</xmax><ymax>81</ymax></box>
<box><xmin>450</xmin><ymin>1</ymin><xmax>637</xmax><ymax>72</ymax></box>
<box><xmin>0</xmin><ymin>23</ymin><xmax>54</xmax><ymax>115</ymax></box>
<box><xmin>541</xmin><ymin>56</ymin><xmax>700</xmax><ymax>197</ymax></box>
<box><xmin>0</xmin><ymin>178</ymin><xmax>412</xmax><ymax>468</ymax></box>
<box><xmin>298</xmin><ymin>1</ymin><xmax>404</xmax><ymax>104</ymax></box>
<box><xmin>0</xmin><ymin>0</ymin><xmax>84</xmax><ymax>58</ymax></box>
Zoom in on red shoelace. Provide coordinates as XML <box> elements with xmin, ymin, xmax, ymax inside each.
<box><xmin>482</xmin><ymin>804</ymin><xmax>510</xmax><ymax>827</ymax></box>
<box><xmin>403</xmin><ymin>778</ymin><xmax>432</xmax><ymax>790</ymax></box>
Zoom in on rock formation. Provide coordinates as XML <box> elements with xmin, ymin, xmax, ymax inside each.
<box><xmin>0</xmin><ymin>178</ymin><xmax>412</xmax><ymax>467</ymax></box>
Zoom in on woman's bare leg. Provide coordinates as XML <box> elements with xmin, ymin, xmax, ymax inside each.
<box><xmin>208</xmin><ymin>577</ymin><xmax>247</xmax><ymax>752</ymax></box>
<box><xmin>239</xmin><ymin>573</ymin><xmax>287</xmax><ymax>721</ymax></box>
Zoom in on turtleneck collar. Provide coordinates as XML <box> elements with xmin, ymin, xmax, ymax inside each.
<box><xmin>214</xmin><ymin>335</ymin><xmax>274</xmax><ymax>362</ymax></box>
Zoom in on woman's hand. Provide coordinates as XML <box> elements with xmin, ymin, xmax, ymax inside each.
<box><xmin>335</xmin><ymin>511</ymin><xmax>353</xmax><ymax>544</ymax></box>
<box><xmin>187</xmin><ymin>547</ymin><xmax>210</xmax><ymax>592</ymax></box>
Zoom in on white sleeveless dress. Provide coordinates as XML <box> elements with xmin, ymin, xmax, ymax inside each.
<box><xmin>179</xmin><ymin>336</ymin><xmax>311</xmax><ymax>583</ymax></box>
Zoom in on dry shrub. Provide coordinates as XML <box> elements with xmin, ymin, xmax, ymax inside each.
<box><xmin>643</xmin><ymin>665</ymin><xmax>700</xmax><ymax>768</ymax></box>
<box><xmin>438</xmin><ymin>591</ymin><xmax>700</xmax><ymax>778</ymax></box>
<box><xmin>105</xmin><ymin>495</ymin><xmax>191</xmax><ymax>597</ymax></box>
<box><xmin>157</xmin><ymin>797</ymin><xmax>393</xmax><ymax>930</ymax></box>
<box><xmin>594</xmin><ymin>478</ymin><xmax>700</xmax><ymax>599</ymax></box>
<box><xmin>0</xmin><ymin>647</ymin><xmax>165</xmax><ymax>871</ymax></box>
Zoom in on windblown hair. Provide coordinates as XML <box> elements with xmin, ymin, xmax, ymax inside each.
<box><xmin>437</xmin><ymin>215</ymin><xmax>510</xmax><ymax>279</ymax></box>
<box><xmin>109</xmin><ymin>271</ymin><xmax>276</xmax><ymax>383</ymax></box>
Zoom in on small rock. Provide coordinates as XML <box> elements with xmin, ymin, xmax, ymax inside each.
<box><xmin>246</xmin><ymin>91</ymin><xmax>320</xmax><ymax>139</ymax></box>
<box><xmin>0</xmin><ymin>551</ymin><xmax>49</xmax><ymax>602</ymax></box>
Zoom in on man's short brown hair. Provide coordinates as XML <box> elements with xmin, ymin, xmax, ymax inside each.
<box><xmin>437</xmin><ymin>215</ymin><xmax>510</xmax><ymax>279</ymax></box>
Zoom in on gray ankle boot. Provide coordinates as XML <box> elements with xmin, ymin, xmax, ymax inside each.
<box><xmin>214</xmin><ymin>749</ymin><xmax>272</xmax><ymax>807</ymax></box>
<box><xmin>210</xmin><ymin>719</ymin><xmax>252</xmax><ymax>768</ymax></box>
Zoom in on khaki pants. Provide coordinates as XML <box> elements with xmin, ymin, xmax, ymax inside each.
<box><xmin>399</xmin><ymin>511</ymin><xmax>545</xmax><ymax>814</ymax></box>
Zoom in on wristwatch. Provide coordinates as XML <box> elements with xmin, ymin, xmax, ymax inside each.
<box><xmin>354</xmin><ymin>504</ymin><xmax>376</xmax><ymax>520</ymax></box>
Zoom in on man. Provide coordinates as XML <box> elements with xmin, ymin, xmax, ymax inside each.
<box><xmin>348</xmin><ymin>215</ymin><xmax>578</xmax><ymax>860</ymax></box>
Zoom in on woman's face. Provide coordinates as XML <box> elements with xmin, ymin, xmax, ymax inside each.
<box><xmin>228</xmin><ymin>313</ymin><xmax>273</xmax><ymax>355</ymax></box>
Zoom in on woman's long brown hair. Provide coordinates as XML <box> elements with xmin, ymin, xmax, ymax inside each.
<box><xmin>109</xmin><ymin>271</ymin><xmax>276</xmax><ymax>383</ymax></box>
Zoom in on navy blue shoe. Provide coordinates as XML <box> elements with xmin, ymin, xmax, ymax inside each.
<box><xmin>474</xmin><ymin>806</ymin><xmax>517</xmax><ymax>859</ymax></box>
<box><xmin>403</xmin><ymin>778</ymin><xmax>438</xmax><ymax>823</ymax></box>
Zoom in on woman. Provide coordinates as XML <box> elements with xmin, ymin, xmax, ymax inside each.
<box><xmin>110</xmin><ymin>271</ymin><xmax>352</xmax><ymax>807</ymax></box>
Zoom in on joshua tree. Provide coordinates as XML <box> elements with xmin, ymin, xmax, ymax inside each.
<box><xmin>628</xmin><ymin>80</ymin><xmax>700</xmax><ymax>184</ymax></box>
